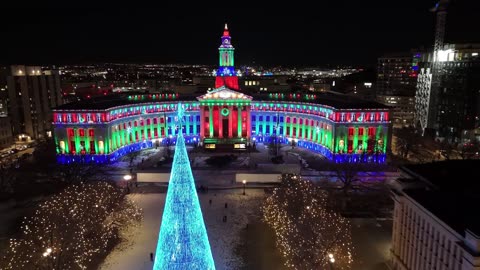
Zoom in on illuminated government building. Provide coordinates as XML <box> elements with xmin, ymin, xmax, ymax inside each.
<box><xmin>53</xmin><ymin>25</ymin><xmax>391</xmax><ymax>164</ymax></box>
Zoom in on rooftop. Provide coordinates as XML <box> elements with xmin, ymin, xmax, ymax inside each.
<box><xmin>405</xmin><ymin>189</ymin><xmax>480</xmax><ymax>237</ymax></box>
<box><xmin>55</xmin><ymin>89</ymin><xmax>389</xmax><ymax>111</ymax></box>
<box><xmin>54</xmin><ymin>92</ymin><xmax>198</xmax><ymax>110</ymax></box>
<box><xmin>401</xmin><ymin>160</ymin><xmax>480</xmax><ymax>237</ymax></box>
<box><xmin>402</xmin><ymin>160</ymin><xmax>480</xmax><ymax>191</ymax></box>
<box><xmin>252</xmin><ymin>91</ymin><xmax>389</xmax><ymax>110</ymax></box>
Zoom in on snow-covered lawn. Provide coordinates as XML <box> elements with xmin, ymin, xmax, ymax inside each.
<box><xmin>99</xmin><ymin>189</ymin><xmax>265</xmax><ymax>270</ymax></box>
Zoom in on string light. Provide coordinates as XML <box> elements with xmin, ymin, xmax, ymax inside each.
<box><xmin>153</xmin><ymin>103</ymin><xmax>215</xmax><ymax>269</ymax></box>
<box><xmin>1</xmin><ymin>182</ymin><xmax>142</xmax><ymax>270</ymax></box>
<box><xmin>263</xmin><ymin>174</ymin><xmax>354</xmax><ymax>269</ymax></box>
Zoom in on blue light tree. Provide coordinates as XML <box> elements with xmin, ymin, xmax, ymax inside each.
<box><xmin>153</xmin><ymin>103</ymin><xmax>216</xmax><ymax>270</ymax></box>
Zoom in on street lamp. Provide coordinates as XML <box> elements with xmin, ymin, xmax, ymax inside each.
<box><xmin>43</xmin><ymin>247</ymin><xmax>52</xmax><ymax>257</ymax></box>
<box><xmin>123</xmin><ymin>174</ymin><xmax>132</xmax><ymax>181</ymax></box>
<box><xmin>242</xmin><ymin>180</ymin><xmax>247</xmax><ymax>195</ymax></box>
<box><xmin>328</xmin><ymin>253</ymin><xmax>335</xmax><ymax>269</ymax></box>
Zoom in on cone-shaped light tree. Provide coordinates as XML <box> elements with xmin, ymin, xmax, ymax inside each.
<box><xmin>153</xmin><ymin>103</ymin><xmax>215</xmax><ymax>270</ymax></box>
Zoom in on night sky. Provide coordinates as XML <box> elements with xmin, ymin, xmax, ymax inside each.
<box><xmin>1</xmin><ymin>2</ymin><xmax>478</xmax><ymax>67</ymax></box>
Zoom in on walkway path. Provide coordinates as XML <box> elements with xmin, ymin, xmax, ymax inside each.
<box><xmin>100</xmin><ymin>189</ymin><xmax>266</xmax><ymax>270</ymax></box>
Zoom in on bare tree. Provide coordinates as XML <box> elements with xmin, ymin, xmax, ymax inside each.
<box><xmin>0</xmin><ymin>159</ymin><xmax>15</xmax><ymax>195</ymax></box>
<box><xmin>125</xmin><ymin>150</ymin><xmax>142</xmax><ymax>167</ymax></box>
<box><xmin>328</xmin><ymin>163</ymin><xmax>384</xmax><ymax>195</ymax></box>
<box><xmin>394</xmin><ymin>127</ymin><xmax>420</xmax><ymax>158</ymax></box>
<box><xmin>326</xmin><ymin>162</ymin><xmax>391</xmax><ymax>214</ymax></box>
<box><xmin>53</xmin><ymin>162</ymin><xmax>110</xmax><ymax>184</ymax></box>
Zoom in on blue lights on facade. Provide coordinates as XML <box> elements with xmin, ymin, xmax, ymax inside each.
<box><xmin>216</xmin><ymin>66</ymin><xmax>236</xmax><ymax>77</ymax></box>
<box><xmin>56</xmin><ymin>141</ymin><xmax>153</xmax><ymax>164</ymax></box>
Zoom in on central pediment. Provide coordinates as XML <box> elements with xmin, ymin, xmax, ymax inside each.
<box><xmin>197</xmin><ymin>86</ymin><xmax>252</xmax><ymax>101</ymax></box>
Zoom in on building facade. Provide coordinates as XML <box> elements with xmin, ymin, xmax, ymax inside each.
<box><xmin>415</xmin><ymin>44</ymin><xmax>480</xmax><ymax>140</ymax></box>
<box><xmin>6</xmin><ymin>65</ymin><xmax>63</xmax><ymax>140</ymax></box>
<box><xmin>376</xmin><ymin>52</ymin><xmax>421</xmax><ymax>127</ymax></box>
<box><xmin>0</xmin><ymin>66</ymin><xmax>8</xmax><ymax>116</ymax></box>
<box><xmin>377</xmin><ymin>53</ymin><xmax>420</xmax><ymax>97</ymax></box>
<box><xmin>377</xmin><ymin>95</ymin><xmax>415</xmax><ymax>128</ymax></box>
<box><xmin>390</xmin><ymin>161</ymin><xmax>480</xmax><ymax>270</ymax></box>
<box><xmin>0</xmin><ymin>116</ymin><xmax>13</xmax><ymax>148</ymax></box>
<box><xmin>52</xmin><ymin>26</ymin><xmax>391</xmax><ymax>164</ymax></box>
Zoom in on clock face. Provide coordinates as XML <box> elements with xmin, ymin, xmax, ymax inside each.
<box><xmin>224</xmin><ymin>39</ymin><xmax>229</xmax><ymax>44</ymax></box>
<box><xmin>221</xmin><ymin>107</ymin><xmax>230</xmax><ymax>117</ymax></box>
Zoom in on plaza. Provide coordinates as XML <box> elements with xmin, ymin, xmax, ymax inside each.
<box><xmin>98</xmin><ymin>190</ymin><xmax>392</xmax><ymax>270</ymax></box>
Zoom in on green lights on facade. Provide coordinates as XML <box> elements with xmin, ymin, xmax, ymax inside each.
<box><xmin>221</xmin><ymin>107</ymin><xmax>230</xmax><ymax>117</ymax></box>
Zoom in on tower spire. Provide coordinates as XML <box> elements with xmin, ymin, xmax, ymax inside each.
<box><xmin>223</xmin><ymin>23</ymin><xmax>229</xmax><ymax>36</ymax></box>
<box><xmin>153</xmin><ymin>104</ymin><xmax>216</xmax><ymax>270</ymax></box>
<box><xmin>215</xmin><ymin>24</ymin><xmax>239</xmax><ymax>89</ymax></box>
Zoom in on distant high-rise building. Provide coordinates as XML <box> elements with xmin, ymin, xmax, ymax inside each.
<box><xmin>377</xmin><ymin>53</ymin><xmax>420</xmax><ymax>97</ymax></box>
<box><xmin>0</xmin><ymin>116</ymin><xmax>13</xmax><ymax>148</ymax></box>
<box><xmin>6</xmin><ymin>65</ymin><xmax>63</xmax><ymax>140</ymax></box>
<box><xmin>415</xmin><ymin>44</ymin><xmax>480</xmax><ymax>140</ymax></box>
<box><xmin>376</xmin><ymin>52</ymin><xmax>421</xmax><ymax>127</ymax></box>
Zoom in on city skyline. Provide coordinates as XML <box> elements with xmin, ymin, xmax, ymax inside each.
<box><xmin>1</xmin><ymin>4</ymin><xmax>480</xmax><ymax>270</ymax></box>
<box><xmin>1</xmin><ymin>2</ymin><xmax>479</xmax><ymax>66</ymax></box>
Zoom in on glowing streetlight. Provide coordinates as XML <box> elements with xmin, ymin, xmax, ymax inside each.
<box><xmin>242</xmin><ymin>180</ymin><xmax>247</xmax><ymax>195</ymax></box>
<box><xmin>43</xmin><ymin>247</ymin><xmax>52</xmax><ymax>257</ymax></box>
<box><xmin>123</xmin><ymin>174</ymin><xmax>132</xmax><ymax>181</ymax></box>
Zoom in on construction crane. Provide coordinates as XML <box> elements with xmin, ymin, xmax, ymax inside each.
<box><xmin>428</xmin><ymin>0</ymin><xmax>450</xmax><ymax>131</ymax></box>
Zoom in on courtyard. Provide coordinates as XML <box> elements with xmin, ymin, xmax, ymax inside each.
<box><xmin>99</xmin><ymin>188</ymin><xmax>392</xmax><ymax>270</ymax></box>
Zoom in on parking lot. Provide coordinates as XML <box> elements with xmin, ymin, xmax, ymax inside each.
<box><xmin>0</xmin><ymin>142</ymin><xmax>36</xmax><ymax>165</ymax></box>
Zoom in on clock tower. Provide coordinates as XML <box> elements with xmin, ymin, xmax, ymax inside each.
<box><xmin>215</xmin><ymin>24</ymin><xmax>239</xmax><ymax>90</ymax></box>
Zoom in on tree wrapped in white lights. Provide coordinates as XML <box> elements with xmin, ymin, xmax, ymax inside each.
<box><xmin>263</xmin><ymin>174</ymin><xmax>354</xmax><ymax>270</ymax></box>
<box><xmin>1</xmin><ymin>182</ymin><xmax>142</xmax><ymax>270</ymax></box>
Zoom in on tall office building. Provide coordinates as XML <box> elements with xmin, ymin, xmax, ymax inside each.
<box><xmin>376</xmin><ymin>52</ymin><xmax>421</xmax><ymax>127</ymax></box>
<box><xmin>0</xmin><ymin>67</ymin><xmax>13</xmax><ymax>148</ymax></box>
<box><xmin>0</xmin><ymin>66</ymin><xmax>8</xmax><ymax>116</ymax></box>
<box><xmin>6</xmin><ymin>65</ymin><xmax>63</xmax><ymax>140</ymax></box>
<box><xmin>377</xmin><ymin>53</ymin><xmax>420</xmax><ymax>97</ymax></box>
<box><xmin>415</xmin><ymin>1</ymin><xmax>480</xmax><ymax>141</ymax></box>
<box><xmin>415</xmin><ymin>44</ymin><xmax>480</xmax><ymax>140</ymax></box>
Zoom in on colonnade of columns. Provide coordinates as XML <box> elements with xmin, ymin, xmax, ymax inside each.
<box><xmin>200</xmin><ymin>105</ymin><xmax>251</xmax><ymax>139</ymax></box>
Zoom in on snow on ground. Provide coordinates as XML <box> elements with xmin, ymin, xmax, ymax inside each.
<box><xmin>99</xmin><ymin>193</ymin><xmax>166</xmax><ymax>270</ymax></box>
<box><xmin>99</xmin><ymin>189</ymin><xmax>266</xmax><ymax>270</ymax></box>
